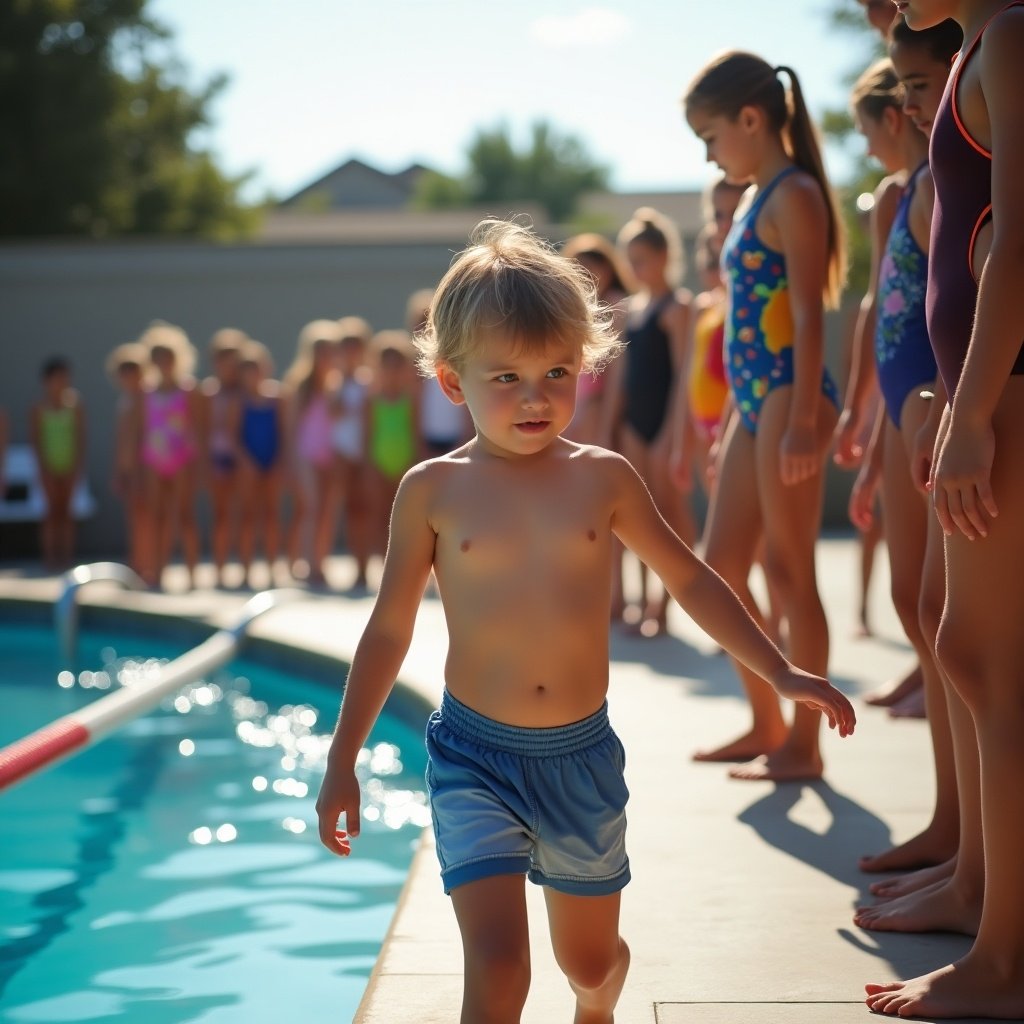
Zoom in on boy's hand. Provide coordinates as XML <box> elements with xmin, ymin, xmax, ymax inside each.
<box><xmin>315</xmin><ymin>765</ymin><xmax>361</xmax><ymax>857</ymax></box>
<box><xmin>770</xmin><ymin>666</ymin><xmax>857</xmax><ymax>738</ymax></box>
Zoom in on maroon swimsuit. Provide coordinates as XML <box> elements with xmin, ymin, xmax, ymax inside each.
<box><xmin>926</xmin><ymin>1</ymin><xmax>1024</xmax><ymax>396</ymax></box>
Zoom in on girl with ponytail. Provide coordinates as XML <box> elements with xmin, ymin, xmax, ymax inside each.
<box><xmin>681</xmin><ymin>52</ymin><xmax>845</xmax><ymax>781</ymax></box>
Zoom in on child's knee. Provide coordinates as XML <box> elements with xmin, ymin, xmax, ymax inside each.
<box><xmin>934</xmin><ymin>616</ymin><xmax>985</xmax><ymax>709</ymax></box>
<box><xmin>557</xmin><ymin>936</ymin><xmax>628</xmax><ymax>993</ymax></box>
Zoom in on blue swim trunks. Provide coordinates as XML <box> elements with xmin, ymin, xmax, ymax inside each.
<box><xmin>425</xmin><ymin>691</ymin><xmax>631</xmax><ymax>896</ymax></box>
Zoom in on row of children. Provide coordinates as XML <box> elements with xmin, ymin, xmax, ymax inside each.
<box><xmin>839</xmin><ymin>1</ymin><xmax>1024</xmax><ymax>1018</ymax></box>
<box><xmin>316</xmin><ymin>0</ymin><xmax>1024</xmax><ymax>1016</ymax></box>
<box><xmin>97</xmin><ymin>298</ymin><xmax>471</xmax><ymax>591</ymax></box>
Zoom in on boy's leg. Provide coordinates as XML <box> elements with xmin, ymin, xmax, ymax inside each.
<box><xmin>544</xmin><ymin>889</ymin><xmax>629</xmax><ymax>1024</ymax></box>
<box><xmin>450</xmin><ymin>875</ymin><xmax>531</xmax><ymax>1024</ymax></box>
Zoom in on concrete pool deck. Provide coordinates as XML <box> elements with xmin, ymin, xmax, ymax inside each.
<box><xmin>0</xmin><ymin>540</ymin><xmax>986</xmax><ymax>1023</ymax></box>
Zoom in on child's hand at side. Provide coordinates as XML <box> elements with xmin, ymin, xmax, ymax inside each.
<box><xmin>770</xmin><ymin>666</ymin><xmax>857</xmax><ymax>738</ymax></box>
<box><xmin>315</xmin><ymin>763</ymin><xmax>361</xmax><ymax>857</ymax></box>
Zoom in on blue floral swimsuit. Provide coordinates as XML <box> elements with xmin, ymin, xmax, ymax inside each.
<box><xmin>874</xmin><ymin>163</ymin><xmax>936</xmax><ymax>427</ymax></box>
<box><xmin>722</xmin><ymin>166</ymin><xmax>839</xmax><ymax>433</ymax></box>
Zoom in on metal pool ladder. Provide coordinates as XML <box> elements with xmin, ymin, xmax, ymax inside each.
<box><xmin>1</xmin><ymin>575</ymin><xmax>302</xmax><ymax>792</ymax></box>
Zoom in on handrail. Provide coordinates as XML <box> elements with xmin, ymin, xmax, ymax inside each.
<box><xmin>55</xmin><ymin>562</ymin><xmax>147</xmax><ymax>665</ymax></box>
<box><xmin>1</xmin><ymin>588</ymin><xmax>302</xmax><ymax>792</ymax></box>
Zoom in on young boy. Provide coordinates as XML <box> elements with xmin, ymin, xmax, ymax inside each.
<box><xmin>316</xmin><ymin>220</ymin><xmax>856</xmax><ymax>1023</ymax></box>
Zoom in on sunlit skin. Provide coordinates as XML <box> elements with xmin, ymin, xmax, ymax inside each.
<box><xmin>852</xmin><ymin>34</ymin><xmax>966</xmax><ymax>889</ymax></box>
<box><xmin>685</xmin><ymin>99</ymin><xmax>841</xmax><ymax>782</ymax></box>
<box><xmin>316</xmin><ymin>322</ymin><xmax>855</xmax><ymax>1024</ymax></box>
<box><xmin>864</xmin><ymin>1</ymin><xmax>1024</xmax><ymax>1018</ymax></box>
<box><xmin>838</xmin><ymin>53</ymin><xmax>961</xmax><ymax>886</ymax></box>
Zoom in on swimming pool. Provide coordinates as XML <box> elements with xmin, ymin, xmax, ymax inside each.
<box><xmin>0</xmin><ymin>621</ymin><xmax>430</xmax><ymax>1023</ymax></box>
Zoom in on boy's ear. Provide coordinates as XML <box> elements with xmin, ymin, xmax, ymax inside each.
<box><xmin>434</xmin><ymin>364</ymin><xmax>466</xmax><ymax>403</ymax></box>
<box><xmin>436</xmin><ymin>362</ymin><xmax>466</xmax><ymax>405</ymax></box>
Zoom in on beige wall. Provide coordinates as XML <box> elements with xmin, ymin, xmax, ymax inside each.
<box><xmin>0</xmin><ymin>237</ymin><xmax>859</xmax><ymax>561</ymax></box>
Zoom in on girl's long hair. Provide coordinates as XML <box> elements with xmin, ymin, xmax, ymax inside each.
<box><xmin>684</xmin><ymin>51</ymin><xmax>847</xmax><ymax>307</ymax></box>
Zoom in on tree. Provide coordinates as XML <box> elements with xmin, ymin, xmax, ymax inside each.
<box><xmin>0</xmin><ymin>0</ymin><xmax>257</xmax><ymax>238</ymax></box>
<box><xmin>820</xmin><ymin>2</ymin><xmax>889</xmax><ymax>294</ymax></box>
<box><xmin>413</xmin><ymin>120</ymin><xmax>609</xmax><ymax>224</ymax></box>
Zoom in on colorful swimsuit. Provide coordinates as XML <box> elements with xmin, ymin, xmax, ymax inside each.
<box><xmin>142</xmin><ymin>388</ymin><xmax>195</xmax><ymax>478</ymax></box>
<box><xmin>687</xmin><ymin>299</ymin><xmax>729</xmax><ymax>439</ymax></box>
<box><xmin>722</xmin><ymin>166</ymin><xmax>839</xmax><ymax>433</ymax></box>
<box><xmin>927</xmin><ymin>1</ymin><xmax>1024</xmax><ymax>396</ymax></box>
<box><xmin>875</xmin><ymin>163</ymin><xmax>936</xmax><ymax>427</ymax></box>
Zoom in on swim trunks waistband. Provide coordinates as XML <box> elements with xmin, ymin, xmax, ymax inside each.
<box><xmin>438</xmin><ymin>690</ymin><xmax>610</xmax><ymax>757</ymax></box>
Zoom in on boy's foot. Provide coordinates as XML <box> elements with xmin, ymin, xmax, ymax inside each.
<box><xmin>869</xmin><ymin>856</ymin><xmax>956</xmax><ymax>901</ymax></box>
<box><xmin>727</xmin><ymin>748</ymin><xmax>823</xmax><ymax>782</ymax></box>
<box><xmin>864</xmin><ymin>664</ymin><xmax>923</xmax><ymax>707</ymax></box>
<box><xmin>865</xmin><ymin>954</ymin><xmax>1024</xmax><ymax>1019</ymax></box>
<box><xmin>853</xmin><ymin>878</ymin><xmax>981</xmax><ymax>935</ymax></box>
<box><xmin>859</xmin><ymin>827</ymin><xmax>956</xmax><ymax>873</ymax></box>
<box><xmin>692</xmin><ymin>726</ymin><xmax>786</xmax><ymax>763</ymax></box>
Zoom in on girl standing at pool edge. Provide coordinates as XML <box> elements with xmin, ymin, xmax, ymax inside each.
<box><xmin>683</xmin><ymin>51</ymin><xmax>847</xmax><ymax>781</ymax></box>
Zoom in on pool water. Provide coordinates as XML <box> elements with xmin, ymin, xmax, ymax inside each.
<box><xmin>0</xmin><ymin>624</ymin><xmax>430</xmax><ymax>1023</ymax></box>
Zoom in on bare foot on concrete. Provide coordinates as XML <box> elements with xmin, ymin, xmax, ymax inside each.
<box><xmin>864</xmin><ymin>664</ymin><xmax>923</xmax><ymax>707</ymax></box>
<box><xmin>869</xmin><ymin>856</ymin><xmax>956</xmax><ymax>900</ymax></box>
<box><xmin>854</xmin><ymin>878</ymin><xmax>981</xmax><ymax>935</ymax></box>
<box><xmin>692</xmin><ymin>727</ymin><xmax>786</xmax><ymax>764</ymax></box>
<box><xmin>859</xmin><ymin>826</ymin><xmax>956</xmax><ymax>874</ymax></box>
<box><xmin>727</xmin><ymin>747</ymin><xmax>823</xmax><ymax>782</ymax></box>
<box><xmin>866</xmin><ymin>954</ymin><xmax>1024</xmax><ymax>1019</ymax></box>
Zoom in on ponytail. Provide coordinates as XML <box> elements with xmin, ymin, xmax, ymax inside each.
<box><xmin>776</xmin><ymin>65</ymin><xmax>847</xmax><ymax>308</ymax></box>
<box><xmin>684</xmin><ymin>51</ymin><xmax>847</xmax><ymax>307</ymax></box>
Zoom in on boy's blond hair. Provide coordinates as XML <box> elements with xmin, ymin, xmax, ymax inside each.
<box><xmin>414</xmin><ymin>219</ymin><xmax>623</xmax><ymax>377</ymax></box>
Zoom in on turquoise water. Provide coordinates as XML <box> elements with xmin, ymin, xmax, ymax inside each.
<box><xmin>0</xmin><ymin>624</ymin><xmax>429</xmax><ymax>1023</ymax></box>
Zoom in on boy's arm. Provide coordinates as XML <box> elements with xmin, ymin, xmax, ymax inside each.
<box><xmin>316</xmin><ymin>466</ymin><xmax>437</xmax><ymax>856</ymax></box>
<box><xmin>608</xmin><ymin>454</ymin><xmax>855</xmax><ymax>734</ymax></box>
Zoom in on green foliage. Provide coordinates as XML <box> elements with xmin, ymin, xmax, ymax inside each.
<box><xmin>820</xmin><ymin>1</ymin><xmax>889</xmax><ymax>294</ymax></box>
<box><xmin>0</xmin><ymin>0</ymin><xmax>258</xmax><ymax>238</ymax></box>
<box><xmin>414</xmin><ymin>120</ymin><xmax>609</xmax><ymax>223</ymax></box>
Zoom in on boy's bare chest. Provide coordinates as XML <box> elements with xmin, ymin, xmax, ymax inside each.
<box><xmin>432</xmin><ymin>475</ymin><xmax>610</xmax><ymax>571</ymax></box>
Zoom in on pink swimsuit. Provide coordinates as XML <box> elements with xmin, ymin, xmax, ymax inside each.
<box><xmin>142</xmin><ymin>388</ymin><xmax>195</xmax><ymax>478</ymax></box>
<box><xmin>296</xmin><ymin>395</ymin><xmax>334</xmax><ymax>468</ymax></box>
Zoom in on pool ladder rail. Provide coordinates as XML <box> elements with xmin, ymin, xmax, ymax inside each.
<box><xmin>0</xmin><ymin>571</ymin><xmax>303</xmax><ymax>792</ymax></box>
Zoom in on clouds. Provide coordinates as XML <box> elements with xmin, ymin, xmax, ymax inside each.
<box><xmin>530</xmin><ymin>7</ymin><xmax>631</xmax><ymax>49</ymax></box>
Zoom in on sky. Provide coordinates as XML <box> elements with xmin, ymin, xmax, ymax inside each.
<box><xmin>148</xmin><ymin>0</ymin><xmax>878</xmax><ymax>203</ymax></box>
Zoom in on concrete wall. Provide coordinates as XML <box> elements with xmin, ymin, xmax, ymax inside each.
<box><xmin>0</xmin><ymin>236</ymin><xmax>859</xmax><ymax>560</ymax></box>
<box><xmin>0</xmin><ymin>239</ymin><xmax>460</xmax><ymax>556</ymax></box>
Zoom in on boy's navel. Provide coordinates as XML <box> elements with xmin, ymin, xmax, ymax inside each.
<box><xmin>460</xmin><ymin>539</ymin><xmax>471</xmax><ymax>552</ymax></box>
<box><xmin>587</xmin><ymin>529</ymin><xmax>597</xmax><ymax>542</ymax></box>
